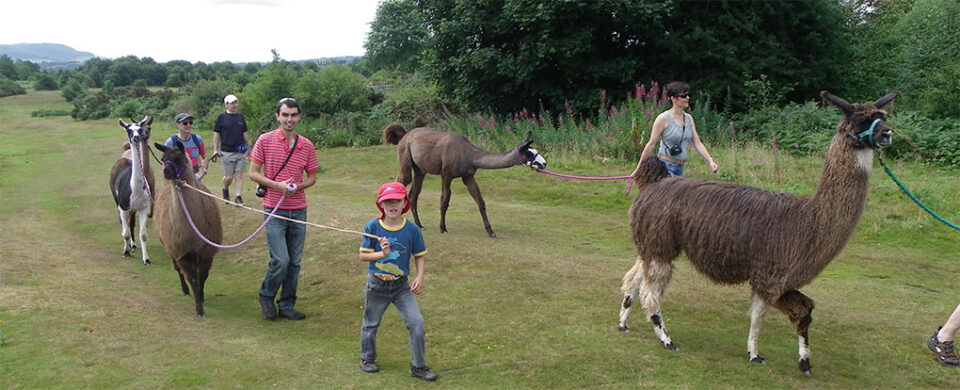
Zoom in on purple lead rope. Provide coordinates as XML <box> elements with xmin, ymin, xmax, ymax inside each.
<box><xmin>175</xmin><ymin>182</ymin><xmax>296</xmax><ymax>249</ymax></box>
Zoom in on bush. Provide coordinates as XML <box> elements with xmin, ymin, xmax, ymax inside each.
<box><xmin>31</xmin><ymin>109</ymin><xmax>71</xmax><ymax>117</ymax></box>
<box><xmin>0</xmin><ymin>77</ymin><xmax>26</xmax><ymax>97</ymax></box>
<box><xmin>33</xmin><ymin>73</ymin><xmax>59</xmax><ymax>91</ymax></box>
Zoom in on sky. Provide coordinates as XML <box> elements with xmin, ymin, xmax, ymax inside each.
<box><xmin>0</xmin><ymin>0</ymin><xmax>381</xmax><ymax>63</ymax></box>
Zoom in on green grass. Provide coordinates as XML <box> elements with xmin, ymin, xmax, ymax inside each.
<box><xmin>1</xmin><ymin>90</ymin><xmax>959</xmax><ymax>388</ymax></box>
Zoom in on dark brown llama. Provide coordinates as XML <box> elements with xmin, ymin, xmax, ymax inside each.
<box><xmin>382</xmin><ymin>124</ymin><xmax>547</xmax><ymax>238</ymax></box>
<box><xmin>618</xmin><ymin>91</ymin><xmax>899</xmax><ymax>376</ymax></box>
<box><xmin>109</xmin><ymin>117</ymin><xmax>156</xmax><ymax>265</ymax></box>
<box><xmin>153</xmin><ymin>142</ymin><xmax>223</xmax><ymax>317</ymax></box>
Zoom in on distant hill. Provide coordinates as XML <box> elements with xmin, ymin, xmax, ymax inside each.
<box><xmin>0</xmin><ymin>43</ymin><xmax>95</xmax><ymax>71</ymax></box>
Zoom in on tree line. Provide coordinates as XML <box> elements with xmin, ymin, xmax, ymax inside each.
<box><xmin>1</xmin><ymin>0</ymin><xmax>956</xmax><ymax>166</ymax></box>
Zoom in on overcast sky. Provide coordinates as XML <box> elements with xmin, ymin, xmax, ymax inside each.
<box><xmin>0</xmin><ymin>0</ymin><xmax>381</xmax><ymax>63</ymax></box>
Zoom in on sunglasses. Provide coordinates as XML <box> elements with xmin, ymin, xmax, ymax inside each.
<box><xmin>674</xmin><ymin>93</ymin><xmax>690</xmax><ymax>99</ymax></box>
<box><xmin>180</xmin><ymin>120</ymin><xmax>194</xmax><ymax>125</ymax></box>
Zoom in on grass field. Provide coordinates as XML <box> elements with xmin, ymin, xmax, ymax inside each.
<box><xmin>1</xmin><ymin>90</ymin><xmax>958</xmax><ymax>388</ymax></box>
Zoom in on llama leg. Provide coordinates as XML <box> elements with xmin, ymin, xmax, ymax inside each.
<box><xmin>640</xmin><ymin>259</ymin><xmax>677</xmax><ymax>350</ymax></box>
<box><xmin>438</xmin><ymin>176</ymin><xmax>453</xmax><ymax>234</ymax></box>
<box><xmin>181</xmin><ymin>254</ymin><xmax>205</xmax><ymax>317</ymax></box>
<box><xmin>618</xmin><ymin>257</ymin><xmax>645</xmax><ymax>332</ymax></box>
<box><xmin>774</xmin><ymin>290</ymin><xmax>815</xmax><ymax>376</ymax></box>
<box><xmin>197</xmin><ymin>259</ymin><xmax>211</xmax><ymax>303</ymax></box>
<box><xmin>136</xmin><ymin>209</ymin><xmax>151</xmax><ymax>265</ymax></box>
<box><xmin>747</xmin><ymin>293</ymin><xmax>770</xmax><ymax>364</ymax></box>
<box><xmin>461</xmin><ymin>175</ymin><xmax>495</xmax><ymax>238</ymax></box>
<box><xmin>118</xmin><ymin>207</ymin><xmax>133</xmax><ymax>257</ymax></box>
<box><xmin>173</xmin><ymin>260</ymin><xmax>190</xmax><ymax>296</ymax></box>
<box><xmin>408</xmin><ymin>171</ymin><xmax>426</xmax><ymax>230</ymax></box>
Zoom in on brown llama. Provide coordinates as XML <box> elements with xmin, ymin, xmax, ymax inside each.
<box><xmin>383</xmin><ymin>124</ymin><xmax>547</xmax><ymax>238</ymax></box>
<box><xmin>153</xmin><ymin>142</ymin><xmax>223</xmax><ymax>317</ymax></box>
<box><xmin>109</xmin><ymin>116</ymin><xmax>156</xmax><ymax>265</ymax></box>
<box><xmin>618</xmin><ymin>91</ymin><xmax>899</xmax><ymax>376</ymax></box>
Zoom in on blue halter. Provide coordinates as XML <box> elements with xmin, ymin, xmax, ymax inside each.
<box><xmin>848</xmin><ymin>118</ymin><xmax>884</xmax><ymax>149</ymax></box>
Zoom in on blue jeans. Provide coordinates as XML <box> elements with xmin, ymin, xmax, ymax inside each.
<box><xmin>360</xmin><ymin>274</ymin><xmax>426</xmax><ymax>367</ymax></box>
<box><xmin>659</xmin><ymin>158</ymin><xmax>685</xmax><ymax>177</ymax></box>
<box><xmin>259</xmin><ymin>208</ymin><xmax>307</xmax><ymax>310</ymax></box>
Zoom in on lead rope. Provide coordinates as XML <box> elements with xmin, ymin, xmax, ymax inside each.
<box><xmin>175</xmin><ymin>182</ymin><xmax>292</xmax><ymax>249</ymax></box>
<box><xmin>515</xmin><ymin>148</ymin><xmax>634</xmax><ymax>194</ymax></box>
<box><xmin>877</xmin><ymin>154</ymin><xmax>960</xmax><ymax>232</ymax></box>
<box><xmin>178</xmin><ymin>182</ymin><xmax>381</xmax><ymax>241</ymax></box>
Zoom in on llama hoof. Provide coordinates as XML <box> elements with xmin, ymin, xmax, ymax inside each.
<box><xmin>487</xmin><ymin>232</ymin><xmax>497</xmax><ymax>238</ymax></box>
<box><xmin>664</xmin><ymin>342</ymin><xmax>678</xmax><ymax>351</ymax></box>
<box><xmin>618</xmin><ymin>325</ymin><xmax>630</xmax><ymax>332</ymax></box>
<box><xmin>750</xmin><ymin>356</ymin><xmax>767</xmax><ymax>365</ymax></box>
<box><xmin>799</xmin><ymin>359</ymin><xmax>812</xmax><ymax>376</ymax></box>
<box><xmin>143</xmin><ymin>259</ymin><xmax>151</xmax><ymax>266</ymax></box>
<box><xmin>123</xmin><ymin>250</ymin><xmax>131</xmax><ymax>257</ymax></box>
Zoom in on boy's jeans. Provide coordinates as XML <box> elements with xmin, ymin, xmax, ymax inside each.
<box><xmin>361</xmin><ymin>274</ymin><xmax>426</xmax><ymax>367</ymax></box>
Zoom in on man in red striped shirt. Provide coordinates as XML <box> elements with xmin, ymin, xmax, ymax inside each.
<box><xmin>249</xmin><ymin>97</ymin><xmax>319</xmax><ymax>321</ymax></box>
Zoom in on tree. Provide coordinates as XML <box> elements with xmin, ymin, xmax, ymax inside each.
<box><xmin>295</xmin><ymin>64</ymin><xmax>372</xmax><ymax>116</ymax></box>
<box><xmin>363</xmin><ymin>0</ymin><xmax>430</xmax><ymax>72</ymax></box>
<box><xmin>893</xmin><ymin>0</ymin><xmax>959</xmax><ymax>117</ymax></box>
<box><xmin>33</xmin><ymin>73</ymin><xmax>59</xmax><ymax>90</ymax></box>
<box><xmin>0</xmin><ymin>55</ymin><xmax>17</xmax><ymax>80</ymax></box>
<box><xmin>240</xmin><ymin>59</ymin><xmax>299</xmax><ymax>130</ymax></box>
<box><xmin>368</xmin><ymin>0</ymin><xmax>849</xmax><ymax>114</ymax></box>
<box><xmin>61</xmin><ymin>78</ymin><xmax>86</xmax><ymax>102</ymax></box>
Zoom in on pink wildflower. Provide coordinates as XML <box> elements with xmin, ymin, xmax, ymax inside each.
<box><xmin>564</xmin><ymin>99</ymin><xmax>573</xmax><ymax>114</ymax></box>
<box><xmin>648</xmin><ymin>82</ymin><xmax>659</xmax><ymax>100</ymax></box>
<box><xmin>636</xmin><ymin>84</ymin><xmax>646</xmax><ymax>100</ymax></box>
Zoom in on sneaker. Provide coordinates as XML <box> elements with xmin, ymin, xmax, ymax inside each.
<box><xmin>234</xmin><ymin>195</ymin><xmax>244</xmax><ymax>205</ymax></box>
<box><xmin>222</xmin><ymin>188</ymin><xmax>230</xmax><ymax>203</ymax></box>
<box><xmin>359</xmin><ymin>360</ymin><xmax>379</xmax><ymax>373</ymax></box>
<box><xmin>927</xmin><ymin>328</ymin><xmax>960</xmax><ymax>366</ymax></box>
<box><xmin>410</xmin><ymin>365</ymin><xmax>437</xmax><ymax>381</ymax></box>
<box><xmin>279</xmin><ymin>307</ymin><xmax>306</xmax><ymax>320</ymax></box>
<box><xmin>259</xmin><ymin>295</ymin><xmax>277</xmax><ymax>320</ymax></box>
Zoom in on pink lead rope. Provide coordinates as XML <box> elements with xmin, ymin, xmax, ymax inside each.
<box><xmin>532</xmin><ymin>169</ymin><xmax>634</xmax><ymax>194</ymax></box>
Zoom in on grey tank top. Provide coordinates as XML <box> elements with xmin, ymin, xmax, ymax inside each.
<box><xmin>658</xmin><ymin>112</ymin><xmax>692</xmax><ymax>161</ymax></box>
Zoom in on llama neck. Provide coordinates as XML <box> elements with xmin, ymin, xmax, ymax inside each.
<box><xmin>129</xmin><ymin>142</ymin><xmax>148</xmax><ymax>195</ymax></box>
<box><xmin>473</xmin><ymin>150</ymin><xmax>520</xmax><ymax>170</ymax></box>
<box><xmin>810</xmin><ymin>136</ymin><xmax>873</xmax><ymax>247</ymax></box>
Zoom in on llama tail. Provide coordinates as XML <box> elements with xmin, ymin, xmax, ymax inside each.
<box><xmin>382</xmin><ymin>123</ymin><xmax>407</xmax><ymax>145</ymax></box>
<box><xmin>633</xmin><ymin>156</ymin><xmax>669</xmax><ymax>189</ymax></box>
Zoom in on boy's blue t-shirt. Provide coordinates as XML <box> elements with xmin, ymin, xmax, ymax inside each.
<box><xmin>360</xmin><ymin>218</ymin><xmax>427</xmax><ymax>280</ymax></box>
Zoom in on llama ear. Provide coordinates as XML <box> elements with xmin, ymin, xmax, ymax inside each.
<box><xmin>523</xmin><ymin>131</ymin><xmax>532</xmax><ymax>143</ymax></box>
<box><xmin>154</xmin><ymin>143</ymin><xmax>168</xmax><ymax>152</ymax></box>
<box><xmin>873</xmin><ymin>92</ymin><xmax>899</xmax><ymax>108</ymax></box>
<box><xmin>821</xmin><ymin>91</ymin><xmax>854</xmax><ymax>116</ymax></box>
<box><xmin>119</xmin><ymin>119</ymin><xmax>129</xmax><ymax>128</ymax></box>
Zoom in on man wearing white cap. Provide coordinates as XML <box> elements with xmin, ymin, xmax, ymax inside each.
<box><xmin>213</xmin><ymin>94</ymin><xmax>250</xmax><ymax>204</ymax></box>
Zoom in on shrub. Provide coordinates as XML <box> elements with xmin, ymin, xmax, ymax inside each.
<box><xmin>33</xmin><ymin>73</ymin><xmax>59</xmax><ymax>91</ymax></box>
<box><xmin>0</xmin><ymin>77</ymin><xmax>26</xmax><ymax>97</ymax></box>
<box><xmin>31</xmin><ymin>109</ymin><xmax>71</xmax><ymax>117</ymax></box>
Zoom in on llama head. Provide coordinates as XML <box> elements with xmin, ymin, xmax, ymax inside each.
<box><xmin>119</xmin><ymin>116</ymin><xmax>152</xmax><ymax>146</ymax></box>
<box><xmin>155</xmin><ymin>142</ymin><xmax>188</xmax><ymax>180</ymax></box>
<box><xmin>516</xmin><ymin>131</ymin><xmax>548</xmax><ymax>170</ymax></box>
<box><xmin>822</xmin><ymin>91</ymin><xmax>899</xmax><ymax>149</ymax></box>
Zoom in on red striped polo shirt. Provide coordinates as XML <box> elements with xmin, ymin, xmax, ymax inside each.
<box><xmin>249</xmin><ymin>128</ymin><xmax>318</xmax><ymax>210</ymax></box>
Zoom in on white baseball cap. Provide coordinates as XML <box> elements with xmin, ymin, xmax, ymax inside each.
<box><xmin>223</xmin><ymin>94</ymin><xmax>238</xmax><ymax>104</ymax></box>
